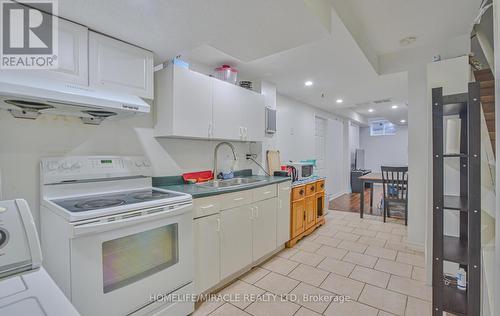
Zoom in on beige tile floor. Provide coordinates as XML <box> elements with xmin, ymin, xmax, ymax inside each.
<box><xmin>193</xmin><ymin>210</ymin><xmax>431</xmax><ymax>316</ymax></box>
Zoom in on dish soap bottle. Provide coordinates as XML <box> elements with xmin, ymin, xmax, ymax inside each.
<box><xmin>456</xmin><ymin>268</ymin><xmax>467</xmax><ymax>291</ymax></box>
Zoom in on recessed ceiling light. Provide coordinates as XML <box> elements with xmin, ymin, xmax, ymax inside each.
<box><xmin>391</xmin><ymin>105</ymin><xmax>398</xmax><ymax>109</ymax></box>
<box><xmin>336</xmin><ymin>98</ymin><xmax>343</xmax><ymax>104</ymax></box>
<box><xmin>368</xmin><ymin>109</ymin><xmax>374</xmax><ymax>113</ymax></box>
<box><xmin>400</xmin><ymin>119</ymin><xmax>406</xmax><ymax>123</ymax></box>
<box><xmin>304</xmin><ymin>81</ymin><xmax>313</xmax><ymax>87</ymax></box>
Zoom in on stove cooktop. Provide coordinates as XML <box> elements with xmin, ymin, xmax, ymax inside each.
<box><xmin>51</xmin><ymin>189</ymin><xmax>184</xmax><ymax>213</ymax></box>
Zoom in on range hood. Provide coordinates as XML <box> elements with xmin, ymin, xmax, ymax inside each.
<box><xmin>0</xmin><ymin>78</ymin><xmax>150</xmax><ymax>125</ymax></box>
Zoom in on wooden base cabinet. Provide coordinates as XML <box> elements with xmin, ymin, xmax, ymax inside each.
<box><xmin>286</xmin><ymin>179</ymin><xmax>326</xmax><ymax>247</ymax></box>
<box><xmin>291</xmin><ymin>199</ymin><xmax>306</xmax><ymax>238</ymax></box>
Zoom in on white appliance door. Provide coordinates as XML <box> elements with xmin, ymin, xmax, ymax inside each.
<box><xmin>70</xmin><ymin>206</ymin><xmax>193</xmax><ymax>316</ymax></box>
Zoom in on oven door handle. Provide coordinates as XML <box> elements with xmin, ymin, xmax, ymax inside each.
<box><xmin>72</xmin><ymin>203</ymin><xmax>192</xmax><ymax>237</ymax></box>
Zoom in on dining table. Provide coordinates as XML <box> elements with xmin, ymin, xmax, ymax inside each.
<box><xmin>358</xmin><ymin>172</ymin><xmax>383</xmax><ymax>218</ymax></box>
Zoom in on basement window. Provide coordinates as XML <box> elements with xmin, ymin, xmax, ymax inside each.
<box><xmin>370</xmin><ymin>120</ymin><xmax>396</xmax><ymax>136</ymax></box>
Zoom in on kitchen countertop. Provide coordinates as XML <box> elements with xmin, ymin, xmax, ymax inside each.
<box><xmin>291</xmin><ymin>176</ymin><xmax>325</xmax><ymax>187</ymax></box>
<box><xmin>153</xmin><ymin>171</ymin><xmax>291</xmax><ymax>199</ymax></box>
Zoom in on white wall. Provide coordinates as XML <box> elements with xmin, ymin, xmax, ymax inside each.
<box><xmin>359</xmin><ymin>125</ymin><xmax>408</xmax><ymax>172</ymax></box>
<box><xmin>378</xmin><ymin>36</ymin><xmax>470</xmax><ymax>253</ymax></box>
<box><xmin>0</xmin><ymin>111</ymin><xmax>261</xmax><ymax>227</ymax></box>
<box><xmin>0</xmin><ymin>88</ymin><xmax>351</xmax><ymax>227</ymax></box>
<box><xmin>274</xmin><ymin>94</ymin><xmax>350</xmax><ymax>200</ymax></box>
<box><xmin>348</xmin><ymin>122</ymin><xmax>360</xmax><ymax>169</ymax></box>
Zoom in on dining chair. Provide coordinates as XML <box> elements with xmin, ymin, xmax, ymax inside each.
<box><xmin>381</xmin><ymin>166</ymin><xmax>409</xmax><ymax>225</ymax></box>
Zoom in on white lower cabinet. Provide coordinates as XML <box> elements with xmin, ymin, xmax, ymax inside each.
<box><xmin>193</xmin><ymin>183</ymin><xmax>290</xmax><ymax>294</ymax></box>
<box><xmin>220</xmin><ymin>206</ymin><xmax>253</xmax><ymax>279</ymax></box>
<box><xmin>193</xmin><ymin>214</ymin><xmax>221</xmax><ymax>295</ymax></box>
<box><xmin>277</xmin><ymin>182</ymin><xmax>292</xmax><ymax>245</ymax></box>
<box><xmin>252</xmin><ymin>198</ymin><xmax>277</xmax><ymax>260</ymax></box>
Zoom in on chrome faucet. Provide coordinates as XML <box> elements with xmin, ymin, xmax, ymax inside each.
<box><xmin>213</xmin><ymin>142</ymin><xmax>237</xmax><ymax>178</ymax></box>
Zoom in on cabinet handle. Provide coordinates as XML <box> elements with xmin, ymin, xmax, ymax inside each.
<box><xmin>208</xmin><ymin>123</ymin><xmax>213</xmax><ymax>137</ymax></box>
<box><xmin>278</xmin><ymin>200</ymin><xmax>282</xmax><ymax>208</ymax></box>
<box><xmin>233</xmin><ymin>197</ymin><xmax>244</xmax><ymax>201</ymax></box>
<box><xmin>263</xmin><ymin>191</ymin><xmax>271</xmax><ymax>195</ymax></box>
<box><xmin>200</xmin><ymin>204</ymin><xmax>214</xmax><ymax>210</ymax></box>
<box><xmin>250</xmin><ymin>206</ymin><xmax>255</xmax><ymax>219</ymax></box>
<box><xmin>255</xmin><ymin>206</ymin><xmax>259</xmax><ymax>218</ymax></box>
<box><xmin>215</xmin><ymin>218</ymin><xmax>220</xmax><ymax>232</ymax></box>
<box><xmin>299</xmin><ymin>189</ymin><xmax>304</xmax><ymax>195</ymax></box>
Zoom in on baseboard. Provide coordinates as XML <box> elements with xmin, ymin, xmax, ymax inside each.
<box><xmin>329</xmin><ymin>190</ymin><xmax>349</xmax><ymax>201</ymax></box>
<box><xmin>405</xmin><ymin>240</ymin><xmax>425</xmax><ymax>253</ymax></box>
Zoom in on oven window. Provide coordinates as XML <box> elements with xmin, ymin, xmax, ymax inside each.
<box><xmin>102</xmin><ymin>224</ymin><xmax>179</xmax><ymax>293</ymax></box>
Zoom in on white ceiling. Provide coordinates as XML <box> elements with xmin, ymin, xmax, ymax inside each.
<box><xmin>58</xmin><ymin>0</ymin><xmax>328</xmax><ymax>63</ymax></box>
<box><xmin>57</xmin><ymin>0</ymin><xmax>478</xmax><ymax>125</ymax></box>
<box><xmin>330</xmin><ymin>0</ymin><xmax>480</xmax><ymax>55</ymax></box>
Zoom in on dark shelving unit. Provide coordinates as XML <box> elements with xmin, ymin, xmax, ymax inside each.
<box><xmin>432</xmin><ymin>82</ymin><xmax>481</xmax><ymax>316</ymax></box>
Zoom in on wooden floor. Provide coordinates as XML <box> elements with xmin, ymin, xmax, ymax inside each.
<box><xmin>329</xmin><ymin>187</ymin><xmax>383</xmax><ymax>216</ymax></box>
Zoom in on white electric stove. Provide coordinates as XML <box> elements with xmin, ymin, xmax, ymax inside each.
<box><xmin>40</xmin><ymin>156</ymin><xmax>194</xmax><ymax>316</ymax></box>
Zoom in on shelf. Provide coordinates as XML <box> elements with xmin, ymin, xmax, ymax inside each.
<box><xmin>443</xmin><ymin>195</ymin><xmax>468</xmax><ymax>211</ymax></box>
<box><xmin>443</xmin><ymin>235</ymin><xmax>468</xmax><ymax>265</ymax></box>
<box><xmin>442</xmin><ymin>153</ymin><xmax>468</xmax><ymax>158</ymax></box>
<box><xmin>443</xmin><ymin>284</ymin><xmax>467</xmax><ymax>315</ymax></box>
<box><xmin>442</xmin><ymin>93</ymin><xmax>468</xmax><ymax>116</ymax></box>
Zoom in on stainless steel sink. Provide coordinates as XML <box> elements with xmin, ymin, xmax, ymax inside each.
<box><xmin>196</xmin><ymin>177</ymin><xmax>265</xmax><ymax>189</ymax></box>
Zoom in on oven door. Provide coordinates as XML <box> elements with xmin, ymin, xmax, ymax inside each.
<box><xmin>69</xmin><ymin>203</ymin><xmax>193</xmax><ymax>316</ymax></box>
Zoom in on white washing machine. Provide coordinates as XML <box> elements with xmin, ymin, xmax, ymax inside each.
<box><xmin>0</xmin><ymin>199</ymin><xmax>79</xmax><ymax>315</ymax></box>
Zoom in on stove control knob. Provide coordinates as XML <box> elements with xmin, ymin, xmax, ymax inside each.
<box><xmin>60</xmin><ymin>162</ymin><xmax>70</xmax><ymax>170</ymax></box>
<box><xmin>46</xmin><ymin>162</ymin><xmax>59</xmax><ymax>171</ymax></box>
<box><xmin>143</xmin><ymin>161</ymin><xmax>150</xmax><ymax>167</ymax></box>
<box><xmin>71</xmin><ymin>162</ymin><xmax>83</xmax><ymax>170</ymax></box>
<box><xmin>135</xmin><ymin>161</ymin><xmax>142</xmax><ymax>167</ymax></box>
<box><xmin>0</xmin><ymin>228</ymin><xmax>9</xmax><ymax>249</ymax></box>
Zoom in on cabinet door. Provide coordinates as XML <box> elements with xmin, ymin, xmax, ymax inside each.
<box><xmin>220</xmin><ymin>206</ymin><xmax>253</xmax><ymax>279</ymax></box>
<box><xmin>212</xmin><ymin>79</ymin><xmax>243</xmax><ymax>140</ymax></box>
<box><xmin>1</xmin><ymin>18</ymin><xmax>88</xmax><ymax>86</ymax></box>
<box><xmin>239</xmin><ymin>89</ymin><xmax>265</xmax><ymax>141</ymax></box>
<box><xmin>172</xmin><ymin>66</ymin><xmax>213</xmax><ymax>138</ymax></box>
<box><xmin>252</xmin><ymin>199</ymin><xmax>277</xmax><ymax>261</ymax></box>
<box><xmin>277</xmin><ymin>183</ymin><xmax>291</xmax><ymax>245</ymax></box>
<box><xmin>89</xmin><ymin>32</ymin><xmax>154</xmax><ymax>98</ymax></box>
<box><xmin>305</xmin><ymin>195</ymin><xmax>316</xmax><ymax>230</ymax></box>
<box><xmin>291</xmin><ymin>199</ymin><xmax>306</xmax><ymax>238</ymax></box>
<box><xmin>193</xmin><ymin>214</ymin><xmax>220</xmax><ymax>294</ymax></box>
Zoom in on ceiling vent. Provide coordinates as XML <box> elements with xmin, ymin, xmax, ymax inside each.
<box><xmin>354</xmin><ymin>101</ymin><xmax>371</xmax><ymax>107</ymax></box>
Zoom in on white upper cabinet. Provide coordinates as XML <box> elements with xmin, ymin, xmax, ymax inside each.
<box><xmin>54</xmin><ymin>19</ymin><xmax>89</xmax><ymax>85</ymax></box>
<box><xmin>155</xmin><ymin>65</ymin><xmax>213</xmax><ymax>138</ymax></box>
<box><xmin>212</xmin><ymin>78</ymin><xmax>265</xmax><ymax>141</ymax></box>
<box><xmin>1</xmin><ymin>18</ymin><xmax>88</xmax><ymax>86</ymax></box>
<box><xmin>212</xmin><ymin>79</ymin><xmax>245</xmax><ymax>140</ymax></box>
<box><xmin>89</xmin><ymin>32</ymin><xmax>154</xmax><ymax>99</ymax></box>
<box><xmin>240</xmin><ymin>88</ymin><xmax>265</xmax><ymax>141</ymax></box>
<box><xmin>155</xmin><ymin>66</ymin><xmax>266</xmax><ymax>141</ymax></box>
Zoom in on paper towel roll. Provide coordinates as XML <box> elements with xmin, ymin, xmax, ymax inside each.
<box><xmin>445</xmin><ymin>118</ymin><xmax>461</xmax><ymax>154</ymax></box>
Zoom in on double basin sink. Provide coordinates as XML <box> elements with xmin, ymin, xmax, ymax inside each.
<box><xmin>196</xmin><ymin>177</ymin><xmax>265</xmax><ymax>189</ymax></box>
